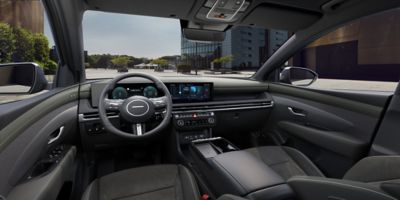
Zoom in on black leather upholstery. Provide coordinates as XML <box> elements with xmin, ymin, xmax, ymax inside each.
<box><xmin>244</xmin><ymin>146</ymin><xmax>400</xmax><ymax>200</ymax></box>
<box><xmin>211</xmin><ymin>151</ymin><xmax>285</xmax><ymax>195</ymax></box>
<box><xmin>245</xmin><ymin>146</ymin><xmax>324</xmax><ymax>180</ymax></box>
<box><xmin>82</xmin><ymin>164</ymin><xmax>200</xmax><ymax>200</ymax></box>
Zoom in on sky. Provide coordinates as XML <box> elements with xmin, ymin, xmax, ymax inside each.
<box><xmin>44</xmin><ymin>11</ymin><xmax>181</xmax><ymax>59</ymax></box>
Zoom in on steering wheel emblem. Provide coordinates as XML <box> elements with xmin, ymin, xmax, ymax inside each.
<box><xmin>126</xmin><ymin>100</ymin><xmax>150</xmax><ymax>116</ymax></box>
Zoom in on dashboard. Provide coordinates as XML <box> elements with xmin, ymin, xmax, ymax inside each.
<box><xmin>82</xmin><ymin>77</ymin><xmax>273</xmax><ymax>147</ymax></box>
<box><xmin>109</xmin><ymin>82</ymin><xmax>213</xmax><ymax>103</ymax></box>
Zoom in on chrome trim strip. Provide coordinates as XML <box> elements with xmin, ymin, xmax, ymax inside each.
<box><xmin>172</xmin><ymin>101</ymin><xmax>274</xmax><ymax>114</ymax></box>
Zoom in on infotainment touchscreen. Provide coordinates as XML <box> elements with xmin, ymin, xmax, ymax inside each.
<box><xmin>168</xmin><ymin>83</ymin><xmax>212</xmax><ymax>102</ymax></box>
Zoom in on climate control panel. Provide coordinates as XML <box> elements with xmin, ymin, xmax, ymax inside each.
<box><xmin>173</xmin><ymin>111</ymin><xmax>216</xmax><ymax>130</ymax></box>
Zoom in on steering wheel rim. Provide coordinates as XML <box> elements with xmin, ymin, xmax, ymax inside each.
<box><xmin>98</xmin><ymin>73</ymin><xmax>172</xmax><ymax>139</ymax></box>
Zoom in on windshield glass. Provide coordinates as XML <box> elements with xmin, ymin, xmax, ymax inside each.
<box><xmin>83</xmin><ymin>11</ymin><xmax>289</xmax><ymax>79</ymax></box>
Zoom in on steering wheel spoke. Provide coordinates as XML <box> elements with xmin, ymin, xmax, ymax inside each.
<box><xmin>132</xmin><ymin>123</ymin><xmax>145</xmax><ymax>136</ymax></box>
<box><xmin>104</xmin><ymin>99</ymin><xmax>124</xmax><ymax>111</ymax></box>
<box><xmin>150</xmin><ymin>96</ymin><xmax>168</xmax><ymax>109</ymax></box>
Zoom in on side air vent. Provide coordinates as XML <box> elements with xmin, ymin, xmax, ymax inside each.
<box><xmin>172</xmin><ymin>100</ymin><xmax>273</xmax><ymax>113</ymax></box>
<box><xmin>79</xmin><ymin>112</ymin><xmax>119</xmax><ymax>122</ymax></box>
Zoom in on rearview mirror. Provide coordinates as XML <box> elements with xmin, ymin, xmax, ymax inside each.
<box><xmin>0</xmin><ymin>63</ymin><xmax>48</xmax><ymax>94</ymax></box>
<box><xmin>182</xmin><ymin>28</ymin><xmax>226</xmax><ymax>42</ymax></box>
<box><xmin>279</xmin><ymin>66</ymin><xmax>318</xmax><ymax>86</ymax></box>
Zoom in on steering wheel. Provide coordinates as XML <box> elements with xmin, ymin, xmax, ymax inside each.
<box><xmin>98</xmin><ymin>73</ymin><xmax>172</xmax><ymax>139</ymax></box>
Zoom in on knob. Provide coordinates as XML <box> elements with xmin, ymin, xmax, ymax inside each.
<box><xmin>177</xmin><ymin>120</ymin><xmax>185</xmax><ymax>127</ymax></box>
<box><xmin>207</xmin><ymin>118</ymin><xmax>215</xmax><ymax>124</ymax></box>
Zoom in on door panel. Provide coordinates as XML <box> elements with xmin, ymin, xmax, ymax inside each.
<box><xmin>0</xmin><ymin>86</ymin><xmax>80</xmax><ymax>199</ymax></box>
<box><xmin>265</xmin><ymin>83</ymin><xmax>390</xmax><ymax>178</ymax></box>
<box><xmin>370</xmin><ymin>84</ymin><xmax>400</xmax><ymax>155</ymax></box>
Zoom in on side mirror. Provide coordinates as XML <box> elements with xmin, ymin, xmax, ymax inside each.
<box><xmin>0</xmin><ymin>62</ymin><xmax>48</xmax><ymax>94</ymax></box>
<box><xmin>279</xmin><ymin>66</ymin><xmax>318</xmax><ymax>86</ymax></box>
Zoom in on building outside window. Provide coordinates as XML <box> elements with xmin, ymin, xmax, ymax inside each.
<box><xmin>181</xmin><ymin>26</ymin><xmax>289</xmax><ymax>71</ymax></box>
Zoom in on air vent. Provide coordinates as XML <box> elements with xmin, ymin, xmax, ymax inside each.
<box><xmin>172</xmin><ymin>100</ymin><xmax>273</xmax><ymax>113</ymax></box>
<box><xmin>79</xmin><ymin>112</ymin><xmax>119</xmax><ymax>122</ymax></box>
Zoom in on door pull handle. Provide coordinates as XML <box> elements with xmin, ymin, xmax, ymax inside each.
<box><xmin>48</xmin><ymin>126</ymin><xmax>64</xmax><ymax>144</ymax></box>
<box><xmin>288</xmin><ymin>107</ymin><xmax>306</xmax><ymax>117</ymax></box>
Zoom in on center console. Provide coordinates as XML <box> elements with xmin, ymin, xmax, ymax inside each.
<box><xmin>173</xmin><ymin>111</ymin><xmax>216</xmax><ymax>143</ymax></box>
<box><xmin>188</xmin><ymin>138</ymin><xmax>294</xmax><ymax>200</ymax></box>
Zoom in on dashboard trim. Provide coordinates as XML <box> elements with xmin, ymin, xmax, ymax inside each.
<box><xmin>172</xmin><ymin>102</ymin><xmax>274</xmax><ymax>114</ymax></box>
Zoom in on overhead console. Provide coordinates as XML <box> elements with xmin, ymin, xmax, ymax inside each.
<box><xmin>196</xmin><ymin>0</ymin><xmax>251</xmax><ymax>22</ymax></box>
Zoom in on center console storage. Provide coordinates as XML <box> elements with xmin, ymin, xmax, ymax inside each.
<box><xmin>190</xmin><ymin>138</ymin><xmax>294</xmax><ymax>200</ymax></box>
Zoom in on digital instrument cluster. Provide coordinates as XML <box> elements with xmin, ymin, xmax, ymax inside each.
<box><xmin>110</xmin><ymin>84</ymin><xmax>159</xmax><ymax>99</ymax></box>
<box><xmin>110</xmin><ymin>83</ymin><xmax>212</xmax><ymax>102</ymax></box>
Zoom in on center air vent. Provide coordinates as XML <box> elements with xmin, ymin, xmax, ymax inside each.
<box><xmin>172</xmin><ymin>100</ymin><xmax>273</xmax><ymax>113</ymax></box>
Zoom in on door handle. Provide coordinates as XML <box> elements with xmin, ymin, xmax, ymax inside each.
<box><xmin>48</xmin><ymin>126</ymin><xmax>64</xmax><ymax>144</ymax></box>
<box><xmin>288</xmin><ymin>107</ymin><xmax>306</xmax><ymax>117</ymax></box>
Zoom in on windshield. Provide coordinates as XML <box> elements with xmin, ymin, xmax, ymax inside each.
<box><xmin>83</xmin><ymin>11</ymin><xmax>289</xmax><ymax>79</ymax></box>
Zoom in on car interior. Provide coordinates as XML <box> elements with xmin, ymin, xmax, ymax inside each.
<box><xmin>1</xmin><ymin>0</ymin><xmax>400</xmax><ymax>200</ymax></box>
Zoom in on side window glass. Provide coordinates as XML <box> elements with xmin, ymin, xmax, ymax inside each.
<box><xmin>0</xmin><ymin>0</ymin><xmax>59</xmax><ymax>103</ymax></box>
<box><xmin>283</xmin><ymin>8</ymin><xmax>400</xmax><ymax>92</ymax></box>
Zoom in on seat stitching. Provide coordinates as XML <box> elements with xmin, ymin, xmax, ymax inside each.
<box><xmin>96</xmin><ymin>180</ymin><xmax>100</xmax><ymax>200</ymax></box>
<box><xmin>175</xmin><ymin>166</ymin><xmax>181</xmax><ymax>200</ymax></box>
<box><xmin>281</xmin><ymin>147</ymin><xmax>311</xmax><ymax>175</ymax></box>
<box><xmin>284</xmin><ymin>147</ymin><xmax>324</xmax><ymax>176</ymax></box>
<box><xmin>268</xmin><ymin>160</ymin><xmax>291</xmax><ymax>166</ymax></box>
<box><xmin>112</xmin><ymin>185</ymin><xmax>175</xmax><ymax>200</ymax></box>
<box><xmin>181</xmin><ymin>165</ymin><xmax>199</xmax><ymax>200</ymax></box>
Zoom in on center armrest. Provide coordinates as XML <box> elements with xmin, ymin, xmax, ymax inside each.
<box><xmin>190</xmin><ymin>139</ymin><xmax>293</xmax><ymax>199</ymax></box>
<box><xmin>207</xmin><ymin>151</ymin><xmax>293</xmax><ymax>200</ymax></box>
<box><xmin>211</xmin><ymin>151</ymin><xmax>285</xmax><ymax>194</ymax></box>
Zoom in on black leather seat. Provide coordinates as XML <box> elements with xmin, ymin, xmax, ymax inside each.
<box><xmin>245</xmin><ymin>146</ymin><xmax>400</xmax><ymax>200</ymax></box>
<box><xmin>245</xmin><ymin>146</ymin><xmax>324</xmax><ymax>180</ymax></box>
<box><xmin>82</xmin><ymin>164</ymin><xmax>200</xmax><ymax>200</ymax></box>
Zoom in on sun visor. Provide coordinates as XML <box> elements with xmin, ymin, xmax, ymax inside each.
<box><xmin>242</xmin><ymin>4</ymin><xmax>322</xmax><ymax>31</ymax></box>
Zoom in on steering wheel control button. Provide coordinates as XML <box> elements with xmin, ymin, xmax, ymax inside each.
<box><xmin>120</xmin><ymin>96</ymin><xmax>155</xmax><ymax>123</ymax></box>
